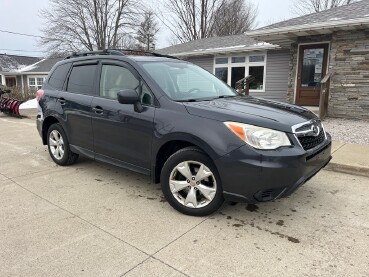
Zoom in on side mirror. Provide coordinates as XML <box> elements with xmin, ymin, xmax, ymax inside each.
<box><xmin>117</xmin><ymin>89</ymin><xmax>143</xmax><ymax>113</ymax></box>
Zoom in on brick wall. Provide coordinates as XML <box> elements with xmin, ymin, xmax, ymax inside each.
<box><xmin>329</xmin><ymin>30</ymin><xmax>369</xmax><ymax>119</ymax></box>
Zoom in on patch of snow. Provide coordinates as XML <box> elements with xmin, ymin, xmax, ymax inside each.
<box><xmin>193</xmin><ymin>45</ymin><xmax>246</xmax><ymax>52</ymax></box>
<box><xmin>0</xmin><ymin>55</ymin><xmax>27</xmax><ymax>72</ymax></box>
<box><xmin>17</xmin><ymin>59</ymin><xmax>45</xmax><ymax>73</ymax></box>
<box><xmin>19</xmin><ymin>98</ymin><xmax>38</xmax><ymax>109</ymax></box>
<box><xmin>252</xmin><ymin>42</ymin><xmax>274</xmax><ymax>46</ymax></box>
<box><xmin>193</xmin><ymin>42</ymin><xmax>274</xmax><ymax>52</ymax></box>
<box><xmin>328</xmin><ymin>17</ymin><xmax>342</xmax><ymax>21</ymax></box>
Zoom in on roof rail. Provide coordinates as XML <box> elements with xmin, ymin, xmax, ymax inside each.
<box><xmin>64</xmin><ymin>49</ymin><xmax>124</xmax><ymax>60</ymax></box>
<box><xmin>118</xmin><ymin>49</ymin><xmax>180</xmax><ymax>60</ymax></box>
<box><xmin>64</xmin><ymin>49</ymin><xmax>180</xmax><ymax>60</ymax></box>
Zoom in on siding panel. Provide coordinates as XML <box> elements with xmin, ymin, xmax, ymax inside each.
<box><xmin>185</xmin><ymin>51</ymin><xmax>290</xmax><ymax>102</ymax></box>
<box><xmin>185</xmin><ymin>56</ymin><xmax>214</xmax><ymax>73</ymax></box>
<box><xmin>250</xmin><ymin>50</ymin><xmax>289</xmax><ymax>102</ymax></box>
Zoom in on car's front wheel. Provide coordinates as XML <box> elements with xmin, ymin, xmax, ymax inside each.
<box><xmin>161</xmin><ymin>147</ymin><xmax>224</xmax><ymax>216</ymax></box>
<box><xmin>47</xmin><ymin>123</ymin><xmax>78</xmax><ymax>166</ymax></box>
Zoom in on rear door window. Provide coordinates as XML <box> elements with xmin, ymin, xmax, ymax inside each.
<box><xmin>48</xmin><ymin>63</ymin><xmax>71</xmax><ymax>90</ymax></box>
<box><xmin>67</xmin><ymin>64</ymin><xmax>97</xmax><ymax>95</ymax></box>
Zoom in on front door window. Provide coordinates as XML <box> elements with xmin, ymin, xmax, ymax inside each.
<box><xmin>296</xmin><ymin>44</ymin><xmax>329</xmax><ymax>106</ymax></box>
<box><xmin>301</xmin><ymin>48</ymin><xmax>324</xmax><ymax>88</ymax></box>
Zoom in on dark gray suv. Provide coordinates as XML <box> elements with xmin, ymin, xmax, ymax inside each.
<box><xmin>36</xmin><ymin>50</ymin><xmax>332</xmax><ymax>216</ymax></box>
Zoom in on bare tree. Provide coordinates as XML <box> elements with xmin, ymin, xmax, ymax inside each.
<box><xmin>136</xmin><ymin>11</ymin><xmax>160</xmax><ymax>50</ymax></box>
<box><xmin>293</xmin><ymin>0</ymin><xmax>358</xmax><ymax>15</ymax></box>
<box><xmin>39</xmin><ymin>0</ymin><xmax>141</xmax><ymax>54</ymax></box>
<box><xmin>159</xmin><ymin>0</ymin><xmax>226</xmax><ymax>43</ymax></box>
<box><xmin>211</xmin><ymin>0</ymin><xmax>257</xmax><ymax>36</ymax></box>
<box><xmin>116</xmin><ymin>34</ymin><xmax>137</xmax><ymax>49</ymax></box>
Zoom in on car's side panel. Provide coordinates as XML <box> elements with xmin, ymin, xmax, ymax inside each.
<box><xmin>57</xmin><ymin>91</ymin><xmax>94</xmax><ymax>150</ymax></box>
<box><xmin>56</xmin><ymin>61</ymin><xmax>99</xmax><ymax>151</ymax></box>
<box><xmin>91</xmin><ymin>96</ymin><xmax>155</xmax><ymax>169</ymax></box>
<box><xmin>150</xmin><ymin>97</ymin><xmax>246</xmax><ymax>182</ymax></box>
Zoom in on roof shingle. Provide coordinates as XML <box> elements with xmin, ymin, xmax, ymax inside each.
<box><xmin>0</xmin><ymin>54</ymin><xmax>41</xmax><ymax>72</ymax></box>
<box><xmin>20</xmin><ymin>58</ymin><xmax>63</xmax><ymax>73</ymax></box>
<box><xmin>260</xmin><ymin>0</ymin><xmax>369</xmax><ymax>30</ymax></box>
<box><xmin>156</xmin><ymin>34</ymin><xmax>268</xmax><ymax>55</ymax></box>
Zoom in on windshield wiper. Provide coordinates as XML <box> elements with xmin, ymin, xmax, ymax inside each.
<box><xmin>216</xmin><ymin>95</ymin><xmax>237</xmax><ymax>99</ymax></box>
<box><xmin>176</xmin><ymin>98</ymin><xmax>215</xmax><ymax>102</ymax></box>
<box><xmin>176</xmin><ymin>99</ymin><xmax>198</xmax><ymax>102</ymax></box>
<box><xmin>176</xmin><ymin>95</ymin><xmax>236</xmax><ymax>102</ymax></box>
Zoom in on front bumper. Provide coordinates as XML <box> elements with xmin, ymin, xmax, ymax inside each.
<box><xmin>215</xmin><ymin>134</ymin><xmax>332</xmax><ymax>203</ymax></box>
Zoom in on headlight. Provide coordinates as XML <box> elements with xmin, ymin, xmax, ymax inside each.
<box><xmin>224</xmin><ymin>122</ymin><xmax>291</xmax><ymax>150</ymax></box>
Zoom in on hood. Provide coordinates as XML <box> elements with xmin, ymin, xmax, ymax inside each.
<box><xmin>184</xmin><ymin>96</ymin><xmax>317</xmax><ymax>133</ymax></box>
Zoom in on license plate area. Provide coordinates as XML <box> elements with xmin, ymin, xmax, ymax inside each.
<box><xmin>306</xmin><ymin>143</ymin><xmax>330</xmax><ymax>161</ymax></box>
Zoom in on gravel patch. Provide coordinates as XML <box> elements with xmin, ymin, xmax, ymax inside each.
<box><xmin>322</xmin><ymin>118</ymin><xmax>369</xmax><ymax>145</ymax></box>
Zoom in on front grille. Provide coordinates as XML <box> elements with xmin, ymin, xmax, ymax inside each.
<box><xmin>297</xmin><ymin>130</ymin><xmax>325</xmax><ymax>151</ymax></box>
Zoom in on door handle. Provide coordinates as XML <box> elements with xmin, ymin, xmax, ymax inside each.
<box><xmin>57</xmin><ymin>98</ymin><xmax>66</xmax><ymax>105</ymax></box>
<box><xmin>92</xmin><ymin>106</ymin><xmax>103</xmax><ymax>114</ymax></box>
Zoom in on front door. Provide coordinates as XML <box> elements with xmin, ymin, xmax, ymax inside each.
<box><xmin>5</xmin><ymin>77</ymin><xmax>16</xmax><ymax>87</ymax></box>
<box><xmin>296</xmin><ymin>44</ymin><xmax>329</xmax><ymax>106</ymax></box>
<box><xmin>91</xmin><ymin>61</ymin><xmax>155</xmax><ymax>171</ymax></box>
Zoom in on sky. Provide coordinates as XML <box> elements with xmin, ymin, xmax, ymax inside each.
<box><xmin>0</xmin><ymin>0</ymin><xmax>294</xmax><ymax>57</ymax></box>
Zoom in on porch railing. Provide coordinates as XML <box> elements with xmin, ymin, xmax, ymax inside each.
<box><xmin>319</xmin><ymin>72</ymin><xmax>333</xmax><ymax>120</ymax></box>
<box><xmin>235</xmin><ymin>75</ymin><xmax>255</xmax><ymax>95</ymax></box>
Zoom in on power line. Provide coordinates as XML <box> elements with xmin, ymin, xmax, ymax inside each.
<box><xmin>0</xmin><ymin>48</ymin><xmax>45</xmax><ymax>53</ymax></box>
<box><xmin>0</xmin><ymin>29</ymin><xmax>47</xmax><ymax>39</ymax></box>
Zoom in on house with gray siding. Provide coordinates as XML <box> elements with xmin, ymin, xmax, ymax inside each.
<box><xmin>158</xmin><ymin>0</ymin><xmax>369</xmax><ymax>120</ymax></box>
<box><xmin>156</xmin><ymin>35</ymin><xmax>291</xmax><ymax>102</ymax></box>
<box><xmin>0</xmin><ymin>54</ymin><xmax>62</xmax><ymax>91</ymax></box>
<box><xmin>246</xmin><ymin>0</ymin><xmax>369</xmax><ymax>119</ymax></box>
<box><xmin>0</xmin><ymin>54</ymin><xmax>41</xmax><ymax>88</ymax></box>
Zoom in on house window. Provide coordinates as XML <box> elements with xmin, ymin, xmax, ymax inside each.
<box><xmin>29</xmin><ymin>78</ymin><xmax>36</xmax><ymax>86</ymax></box>
<box><xmin>213</xmin><ymin>54</ymin><xmax>266</xmax><ymax>91</ymax></box>
<box><xmin>215</xmin><ymin>68</ymin><xmax>228</xmax><ymax>83</ymax></box>
<box><xmin>231</xmin><ymin>67</ymin><xmax>245</xmax><ymax>88</ymax></box>
<box><xmin>28</xmin><ymin>76</ymin><xmax>46</xmax><ymax>89</ymax></box>
<box><xmin>249</xmin><ymin>55</ymin><xmax>265</xmax><ymax>62</ymax></box>
<box><xmin>215</xmin><ymin>57</ymin><xmax>228</xmax><ymax>64</ymax></box>
<box><xmin>232</xmin><ymin>57</ymin><xmax>246</xmax><ymax>63</ymax></box>
<box><xmin>249</xmin><ymin>66</ymin><xmax>264</xmax><ymax>90</ymax></box>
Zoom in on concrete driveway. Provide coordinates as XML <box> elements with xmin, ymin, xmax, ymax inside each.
<box><xmin>1</xmin><ymin>115</ymin><xmax>369</xmax><ymax>276</ymax></box>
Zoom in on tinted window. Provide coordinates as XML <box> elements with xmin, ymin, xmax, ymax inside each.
<box><xmin>215</xmin><ymin>57</ymin><xmax>228</xmax><ymax>64</ymax></box>
<box><xmin>48</xmin><ymin>63</ymin><xmax>71</xmax><ymax>90</ymax></box>
<box><xmin>100</xmin><ymin>65</ymin><xmax>154</xmax><ymax>105</ymax></box>
<box><xmin>249</xmin><ymin>66</ymin><xmax>264</xmax><ymax>90</ymax></box>
<box><xmin>249</xmin><ymin>55</ymin><xmax>265</xmax><ymax>62</ymax></box>
<box><xmin>215</xmin><ymin>67</ymin><xmax>228</xmax><ymax>83</ymax></box>
<box><xmin>67</xmin><ymin>65</ymin><xmax>96</xmax><ymax>95</ymax></box>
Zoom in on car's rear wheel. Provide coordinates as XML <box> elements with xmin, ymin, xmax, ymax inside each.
<box><xmin>47</xmin><ymin>123</ymin><xmax>78</xmax><ymax>166</ymax></box>
<box><xmin>161</xmin><ymin>147</ymin><xmax>224</xmax><ymax>216</ymax></box>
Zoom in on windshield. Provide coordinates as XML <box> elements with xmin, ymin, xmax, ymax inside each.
<box><xmin>140</xmin><ymin>61</ymin><xmax>238</xmax><ymax>101</ymax></box>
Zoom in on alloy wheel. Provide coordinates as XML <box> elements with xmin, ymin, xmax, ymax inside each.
<box><xmin>49</xmin><ymin>130</ymin><xmax>65</xmax><ymax>160</ymax></box>
<box><xmin>169</xmin><ymin>161</ymin><xmax>217</xmax><ymax>208</ymax></box>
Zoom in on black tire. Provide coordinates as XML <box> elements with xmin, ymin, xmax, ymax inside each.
<box><xmin>161</xmin><ymin>147</ymin><xmax>224</xmax><ymax>216</ymax></box>
<box><xmin>47</xmin><ymin>123</ymin><xmax>78</xmax><ymax>166</ymax></box>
